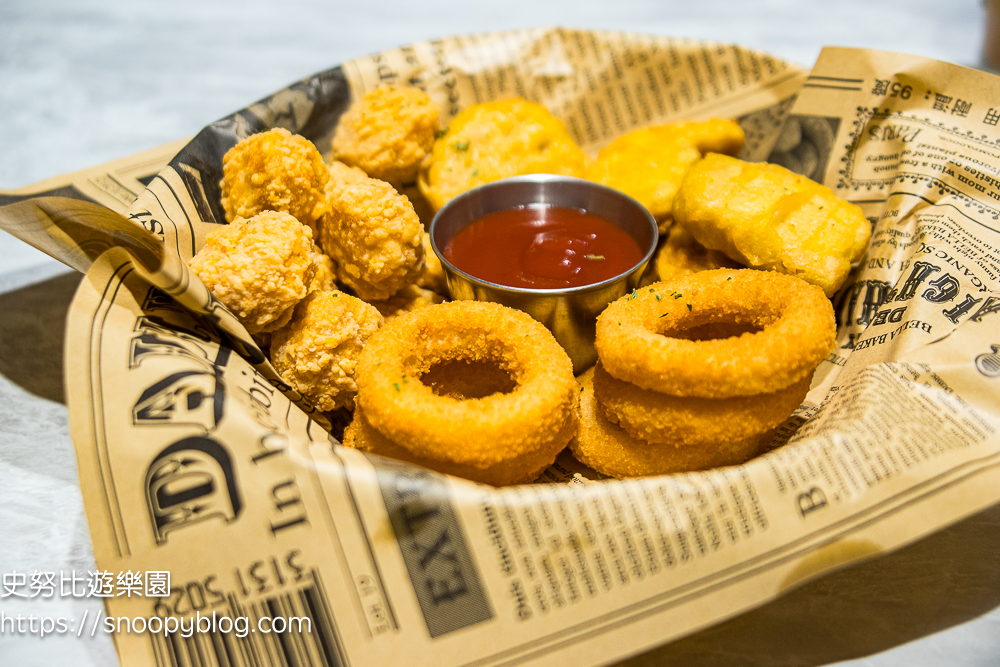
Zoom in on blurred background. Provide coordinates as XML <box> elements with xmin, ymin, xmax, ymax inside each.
<box><xmin>1</xmin><ymin>1</ymin><xmax>997</xmax><ymax>666</ymax></box>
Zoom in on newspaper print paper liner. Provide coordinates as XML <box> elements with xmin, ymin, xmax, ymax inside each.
<box><xmin>42</xmin><ymin>29</ymin><xmax>1000</xmax><ymax>667</ymax></box>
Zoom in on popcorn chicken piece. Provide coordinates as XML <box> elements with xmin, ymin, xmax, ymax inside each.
<box><xmin>271</xmin><ymin>291</ymin><xmax>383</xmax><ymax>411</ymax></box>
<box><xmin>220</xmin><ymin>128</ymin><xmax>329</xmax><ymax>232</ymax></box>
<box><xmin>188</xmin><ymin>211</ymin><xmax>321</xmax><ymax>334</ymax></box>
<box><xmin>319</xmin><ymin>171</ymin><xmax>425</xmax><ymax>301</ymax></box>
<box><xmin>333</xmin><ymin>85</ymin><xmax>440</xmax><ymax>185</ymax></box>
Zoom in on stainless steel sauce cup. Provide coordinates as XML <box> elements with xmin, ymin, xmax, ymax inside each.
<box><xmin>429</xmin><ymin>174</ymin><xmax>658</xmax><ymax>373</ymax></box>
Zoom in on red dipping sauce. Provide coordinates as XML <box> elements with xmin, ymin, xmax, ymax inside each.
<box><xmin>442</xmin><ymin>205</ymin><xmax>644</xmax><ymax>289</ymax></box>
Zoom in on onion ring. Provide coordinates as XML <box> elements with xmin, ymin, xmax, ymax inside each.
<box><xmin>344</xmin><ymin>404</ymin><xmax>556</xmax><ymax>486</ymax></box>
<box><xmin>595</xmin><ymin>269</ymin><xmax>835</xmax><ymax>397</ymax></box>
<box><xmin>592</xmin><ymin>361</ymin><xmax>809</xmax><ymax>446</ymax></box>
<box><xmin>571</xmin><ymin>368</ymin><xmax>774</xmax><ymax>478</ymax></box>
<box><xmin>355</xmin><ymin>301</ymin><xmax>578</xmax><ymax>476</ymax></box>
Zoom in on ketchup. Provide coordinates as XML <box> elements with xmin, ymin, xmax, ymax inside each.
<box><xmin>442</xmin><ymin>205</ymin><xmax>644</xmax><ymax>289</ymax></box>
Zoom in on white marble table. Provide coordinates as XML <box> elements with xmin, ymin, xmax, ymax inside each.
<box><xmin>1</xmin><ymin>1</ymin><xmax>996</xmax><ymax>665</ymax></box>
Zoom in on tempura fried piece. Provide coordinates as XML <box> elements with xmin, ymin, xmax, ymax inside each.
<box><xmin>188</xmin><ymin>211</ymin><xmax>321</xmax><ymax>334</ymax></box>
<box><xmin>418</xmin><ymin>98</ymin><xmax>587</xmax><ymax>211</ymax></box>
<box><xmin>220</xmin><ymin>128</ymin><xmax>329</xmax><ymax>232</ymax></box>
<box><xmin>587</xmin><ymin>119</ymin><xmax>744</xmax><ymax>231</ymax></box>
<box><xmin>367</xmin><ymin>285</ymin><xmax>445</xmax><ymax>322</ymax></box>
<box><xmin>319</xmin><ymin>172</ymin><xmax>425</xmax><ymax>301</ymax></box>
<box><xmin>673</xmin><ymin>154</ymin><xmax>872</xmax><ymax>296</ymax></box>
<box><xmin>654</xmin><ymin>224</ymin><xmax>743</xmax><ymax>282</ymax></box>
<box><xmin>271</xmin><ymin>290</ymin><xmax>384</xmax><ymax>411</ymax></box>
<box><xmin>332</xmin><ymin>85</ymin><xmax>440</xmax><ymax>185</ymax></box>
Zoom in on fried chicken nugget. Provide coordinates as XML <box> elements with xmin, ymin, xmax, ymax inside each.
<box><xmin>319</xmin><ymin>171</ymin><xmax>425</xmax><ymax>301</ymax></box>
<box><xmin>310</xmin><ymin>253</ymin><xmax>337</xmax><ymax>292</ymax></box>
<box><xmin>418</xmin><ymin>98</ymin><xmax>587</xmax><ymax>211</ymax></box>
<box><xmin>188</xmin><ymin>211</ymin><xmax>322</xmax><ymax>334</ymax></box>
<box><xmin>654</xmin><ymin>224</ymin><xmax>742</xmax><ymax>282</ymax></box>
<box><xmin>586</xmin><ymin>119</ymin><xmax>744</xmax><ymax>231</ymax></box>
<box><xmin>673</xmin><ymin>154</ymin><xmax>872</xmax><ymax>296</ymax></box>
<box><xmin>220</xmin><ymin>128</ymin><xmax>329</xmax><ymax>231</ymax></box>
<box><xmin>271</xmin><ymin>290</ymin><xmax>384</xmax><ymax>411</ymax></box>
<box><xmin>332</xmin><ymin>85</ymin><xmax>440</xmax><ymax>185</ymax></box>
<box><xmin>415</xmin><ymin>232</ymin><xmax>448</xmax><ymax>294</ymax></box>
<box><xmin>367</xmin><ymin>284</ymin><xmax>445</xmax><ymax>322</ymax></box>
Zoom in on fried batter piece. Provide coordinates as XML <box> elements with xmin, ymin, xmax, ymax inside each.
<box><xmin>319</xmin><ymin>171</ymin><xmax>425</xmax><ymax>301</ymax></box>
<box><xmin>220</xmin><ymin>128</ymin><xmax>329</xmax><ymax>231</ymax></box>
<box><xmin>327</xmin><ymin>159</ymin><xmax>368</xmax><ymax>188</ymax></box>
<box><xmin>332</xmin><ymin>85</ymin><xmax>440</xmax><ymax>185</ymax></box>
<box><xmin>587</xmin><ymin>119</ymin><xmax>744</xmax><ymax>231</ymax></box>
<box><xmin>415</xmin><ymin>232</ymin><xmax>448</xmax><ymax>294</ymax></box>
<box><xmin>673</xmin><ymin>154</ymin><xmax>871</xmax><ymax>296</ymax></box>
<box><xmin>271</xmin><ymin>290</ymin><xmax>384</xmax><ymax>411</ymax></box>
<box><xmin>418</xmin><ymin>98</ymin><xmax>587</xmax><ymax>211</ymax></box>
<box><xmin>367</xmin><ymin>285</ymin><xmax>445</xmax><ymax>322</ymax></box>
<box><xmin>654</xmin><ymin>224</ymin><xmax>742</xmax><ymax>282</ymax></box>
<box><xmin>310</xmin><ymin>253</ymin><xmax>337</xmax><ymax>292</ymax></box>
<box><xmin>188</xmin><ymin>211</ymin><xmax>321</xmax><ymax>334</ymax></box>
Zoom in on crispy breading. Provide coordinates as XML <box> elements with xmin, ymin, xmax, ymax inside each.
<box><xmin>327</xmin><ymin>159</ymin><xmax>369</xmax><ymax>188</ymax></box>
<box><xmin>220</xmin><ymin>128</ymin><xmax>329</xmax><ymax>232</ymax></box>
<box><xmin>415</xmin><ymin>232</ymin><xmax>448</xmax><ymax>294</ymax></box>
<box><xmin>319</xmin><ymin>171</ymin><xmax>425</xmax><ymax>301</ymax></box>
<box><xmin>188</xmin><ymin>211</ymin><xmax>321</xmax><ymax>334</ymax></box>
<box><xmin>332</xmin><ymin>85</ymin><xmax>440</xmax><ymax>185</ymax></box>
<box><xmin>418</xmin><ymin>98</ymin><xmax>587</xmax><ymax>211</ymax></box>
<box><xmin>673</xmin><ymin>154</ymin><xmax>872</xmax><ymax>296</ymax></box>
<box><xmin>586</xmin><ymin>119</ymin><xmax>744</xmax><ymax>231</ymax></box>
<box><xmin>310</xmin><ymin>252</ymin><xmax>337</xmax><ymax>293</ymax></box>
<box><xmin>271</xmin><ymin>290</ymin><xmax>384</xmax><ymax>411</ymax></box>
<box><xmin>367</xmin><ymin>284</ymin><xmax>445</xmax><ymax>322</ymax></box>
<box><xmin>654</xmin><ymin>224</ymin><xmax>742</xmax><ymax>282</ymax></box>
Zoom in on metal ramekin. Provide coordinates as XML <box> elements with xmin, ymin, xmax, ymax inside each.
<box><xmin>429</xmin><ymin>175</ymin><xmax>658</xmax><ymax>373</ymax></box>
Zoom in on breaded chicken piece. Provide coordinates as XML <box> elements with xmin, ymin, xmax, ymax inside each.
<box><xmin>367</xmin><ymin>285</ymin><xmax>445</xmax><ymax>322</ymax></box>
<box><xmin>587</xmin><ymin>119</ymin><xmax>744</xmax><ymax>232</ymax></box>
<box><xmin>673</xmin><ymin>153</ymin><xmax>871</xmax><ymax>296</ymax></box>
<box><xmin>415</xmin><ymin>232</ymin><xmax>448</xmax><ymax>295</ymax></box>
<box><xmin>310</xmin><ymin>253</ymin><xmax>337</xmax><ymax>293</ymax></box>
<box><xmin>188</xmin><ymin>211</ymin><xmax>321</xmax><ymax>334</ymax></box>
<box><xmin>271</xmin><ymin>290</ymin><xmax>384</xmax><ymax>411</ymax></box>
<box><xmin>418</xmin><ymin>98</ymin><xmax>587</xmax><ymax>211</ymax></box>
<box><xmin>319</xmin><ymin>172</ymin><xmax>425</xmax><ymax>301</ymax></box>
<box><xmin>654</xmin><ymin>224</ymin><xmax>743</xmax><ymax>282</ymax></box>
<box><xmin>220</xmin><ymin>128</ymin><xmax>330</xmax><ymax>232</ymax></box>
<box><xmin>327</xmin><ymin>159</ymin><xmax>368</xmax><ymax>188</ymax></box>
<box><xmin>332</xmin><ymin>85</ymin><xmax>440</xmax><ymax>185</ymax></box>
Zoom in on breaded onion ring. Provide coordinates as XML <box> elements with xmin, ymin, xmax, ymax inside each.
<box><xmin>571</xmin><ymin>368</ymin><xmax>774</xmax><ymax>478</ymax></box>
<box><xmin>595</xmin><ymin>269</ymin><xmax>835</xmax><ymax>397</ymax></box>
<box><xmin>592</xmin><ymin>362</ymin><xmax>809</xmax><ymax>446</ymax></box>
<box><xmin>345</xmin><ymin>404</ymin><xmax>553</xmax><ymax>486</ymax></box>
<box><xmin>355</xmin><ymin>301</ymin><xmax>578</xmax><ymax>479</ymax></box>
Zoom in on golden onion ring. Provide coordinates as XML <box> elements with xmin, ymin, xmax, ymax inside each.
<box><xmin>355</xmin><ymin>301</ymin><xmax>578</xmax><ymax>479</ymax></box>
<box><xmin>571</xmin><ymin>368</ymin><xmax>775</xmax><ymax>478</ymax></box>
<box><xmin>592</xmin><ymin>361</ymin><xmax>809</xmax><ymax>446</ymax></box>
<box><xmin>595</xmin><ymin>269</ymin><xmax>835</xmax><ymax>397</ymax></box>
